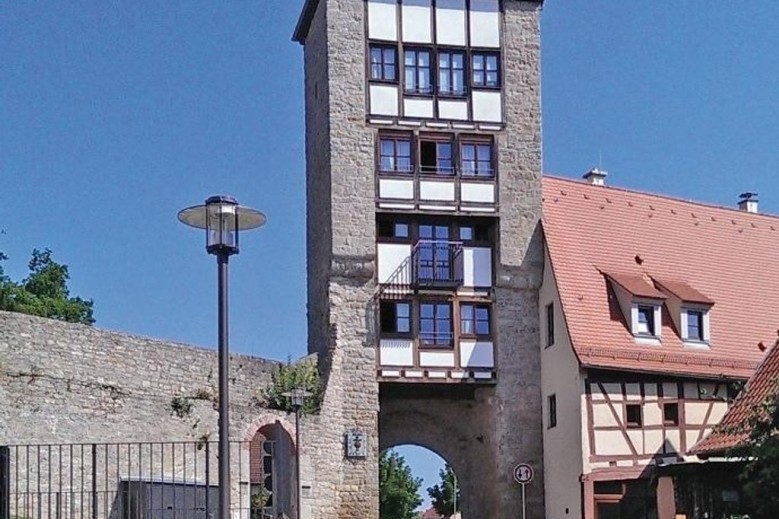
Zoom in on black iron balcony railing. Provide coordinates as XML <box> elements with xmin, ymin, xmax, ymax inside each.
<box><xmin>377</xmin><ymin>241</ymin><xmax>464</xmax><ymax>299</ymax></box>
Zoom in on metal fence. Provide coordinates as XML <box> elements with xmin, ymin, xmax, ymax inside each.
<box><xmin>0</xmin><ymin>441</ymin><xmax>280</xmax><ymax>519</ymax></box>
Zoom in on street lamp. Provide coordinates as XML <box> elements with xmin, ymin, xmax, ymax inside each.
<box><xmin>178</xmin><ymin>195</ymin><xmax>266</xmax><ymax>519</ymax></box>
<box><xmin>282</xmin><ymin>388</ymin><xmax>311</xmax><ymax>519</ymax></box>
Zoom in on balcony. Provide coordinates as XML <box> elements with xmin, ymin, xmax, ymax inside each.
<box><xmin>379</xmin><ymin>241</ymin><xmax>464</xmax><ymax>296</ymax></box>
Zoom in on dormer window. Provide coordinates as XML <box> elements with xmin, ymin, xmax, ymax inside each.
<box><xmin>686</xmin><ymin>310</ymin><xmax>703</xmax><ymax>341</ymax></box>
<box><xmin>637</xmin><ymin>305</ymin><xmax>655</xmax><ymax>336</ymax></box>
<box><xmin>652</xmin><ymin>278</ymin><xmax>714</xmax><ymax>347</ymax></box>
<box><xmin>681</xmin><ymin>307</ymin><xmax>710</xmax><ymax>345</ymax></box>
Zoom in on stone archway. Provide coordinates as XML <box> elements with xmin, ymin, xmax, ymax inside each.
<box><xmin>244</xmin><ymin>418</ymin><xmax>296</xmax><ymax>519</ymax></box>
<box><xmin>379</xmin><ymin>389</ymin><xmax>500</xmax><ymax>519</ymax></box>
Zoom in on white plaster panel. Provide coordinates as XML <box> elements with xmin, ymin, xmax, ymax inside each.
<box><xmin>379</xmin><ymin>178</ymin><xmax>414</xmax><ymax>200</ymax></box>
<box><xmin>435</xmin><ymin>0</ymin><xmax>466</xmax><ymax>46</ymax></box>
<box><xmin>403</xmin><ymin>97</ymin><xmax>434</xmax><ymax>118</ymax></box>
<box><xmin>438</xmin><ymin>99</ymin><xmax>468</xmax><ymax>120</ymax></box>
<box><xmin>472</xmin><ymin>90</ymin><xmax>502</xmax><ymax>122</ymax></box>
<box><xmin>419</xmin><ymin>180</ymin><xmax>455</xmax><ymax>201</ymax></box>
<box><xmin>469</xmin><ymin>0</ymin><xmax>500</xmax><ymax>48</ymax></box>
<box><xmin>685</xmin><ymin>431</ymin><xmax>701</xmax><ymax>450</ymax></box>
<box><xmin>402</xmin><ymin>0</ymin><xmax>432</xmax><ymax>43</ymax></box>
<box><xmin>627</xmin><ymin>430</ymin><xmax>644</xmax><ymax>454</ymax></box>
<box><xmin>419</xmin><ymin>351</ymin><xmax>455</xmax><ymax>367</ymax></box>
<box><xmin>368</xmin><ymin>0</ymin><xmax>398</xmax><ymax>41</ymax></box>
<box><xmin>377</xmin><ymin>243</ymin><xmax>411</xmax><ymax>284</ymax></box>
<box><xmin>709</xmin><ymin>402</ymin><xmax>728</xmax><ymax>424</ymax></box>
<box><xmin>370</xmin><ymin>84</ymin><xmax>399</xmax><ymax>116</ymax></box>
<box><xmin>379</xmin><ymin>339</ymin><xmax>414</xmax><ymax>366</ymax></box>
<box><xmin>645</xmin><ymin>383</ymin><xmax>659</xmax><ymax>400</ymax></box>
<box><xmin>592</xmin><ymin>404</ymin><xmax>618</xmax><ymax>427</ymax></box>
<box><xmin>601</xmin><ymin>383</ymin><xmax>623</xmax><ymax>401</ymax></box>
<box><xmin>645</xmin><ymin>430</ymin><xmax>664</xmax><ymax>454</ymax></box>
<box><xmin>462</xmin><ymin>247</ymin><xmax>492</xmax><ymax>287</ymax></box>
<box><xmin>625</xmin><ymin>383</ymin><xmax>641</xmax><ymax>401</ymax></box>
<box><xmin>644</xmin><ymin>402</ymin><xmax>662</xmax><ymax>427</ymax></box>
<box><xmin>461</xmin><ymin>182</ymin><xmax>495</xmax><ymax>203</ymax></box>
<box><xmin>684</xmin><ymin>402</ymin><xmax>711</xmax><ymax>425</ymax></box>
<box><xmin>594</xmin><ymin>431</ymin><xmax>632</xmax><ymax>456</ymax></box>
<box><xmin>459</xmin><ymin>340</ymin><xmax>494</xmax><ymax>368</ymax></box>
<box><xmin>665</xmin><ymin>430</ymin><xmax>682</xmax><ymax>454</ymax></box>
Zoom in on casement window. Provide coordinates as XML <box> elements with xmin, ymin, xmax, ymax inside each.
<box><xmin>404</xmin><ymin>48</ymin><xmax>433</xmax><ymax>94</ymax></box>
<box><xmin>438</xmin><ymin>50</ymin><xmax>466</xmax><ymax>96</ymax></box>
<box><xmin>370</xmin><ymin>45</ymin><xmax>397</xmax><ymax>82</ymax></box>
<box><xmin>472</xmin><ymin>52</ymin><xmax>500</xmax><ymax>88</ymax></box>
<box><xmin>663</xmin><ymin>402</ymin><xmax>679</xmax><ymax>426</ymax></box>
<box><xmin>419</xmin><ymin>135</ymin><xmax>454</xmax><ymax>175</ymax></box>
<box><xmin>417</xmin><ymin>224</ymin><xmax>452</xmax><ymax>282</ymax></box>
<box><xmin>379</xmin><ymin>134</ymin><xmax>413</xmax><ymax>174</ymax></box>
<box><xmin>625</xmin><ymin>404</ymin><xmax>643</xmax><ymax>428</ymax></box>
<box><xmin>460</xmin><ymin>304</ymin><xmax>491</xmax><ymax>337</ymax></box>
<box><xmin>379</xmin><ymin>301</ymin><xmax>412</xmax><ymax>336</ymax></box>
<box><xmin>548</xmin><ymin>394</ymin><xmax>557</xmax><ymax>429</ymax></box>
<box><xmin>419</xmin><ymin>302</ymin><xmax>453</xmax><ymax>347</ymax></box>
<box><xmin>545</xmin><ymin>303</ymin><xmax>555</xmax><ymax>347</ymax></box>
<box><xmin>685</xmin><ymin>310</ymin><xmax>705</xmax><ymax>342</ymax></box>
<box><xmin>377</xmin><ymin>219</ymin><xmax>410</xmax><ymax>240</ymax></box>
<box><xmin>460</xmin><ymin>139</ymin><xmax>494</xmax><ymax>177</ymax></box>
<box><xmin>458</xmin><ymin>223</ymin><xmax>490</xmax><ymax>244</ymax></box>
<box><xmin>636</xmin><ymin>305</ymin><xmax>656</xmax><ymax>336</ymax></box>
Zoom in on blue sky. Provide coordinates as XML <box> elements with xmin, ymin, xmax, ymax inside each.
<box><xmin>3</xmin><ymin>0</ymin><xmax>779</xmax><ymax>509</ymax></box>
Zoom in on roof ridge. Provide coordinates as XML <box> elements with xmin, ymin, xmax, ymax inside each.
<box><xmin>543</xmin><ymin>174</ymin><xmax>779</xmax><ymax>222</ymax></box>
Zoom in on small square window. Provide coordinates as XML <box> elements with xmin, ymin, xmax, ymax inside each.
<box><xmin>377</xmin><ymin>219</ymin><xmax>410</xmax><ymax>240</ymax></box>
<box><xmin>663</xmin><ymin>402</ymin><xmax>679</xmax><ymax>426</ymax></box>
<box><xmin>636</xmin><ymin>306</ymin><xmax>655</xmax><ymax>336</ymax></box>
<box><xmin>459</xmin><ymin>226</ymin><xmax>473</xmax><ymax>241</ymax></box>
<box><xmin>460</xmin><ymin>304</ymin><xmax>491</xmax><ymax>337</ymax></box>
<box><xmin>626</xmin><ymin>404</ymin><xmax>642</xmax><ymax>428</ymax></box>
<box><xmin>379</xmin><ymin>301</ymin><xmax>411</xmax><ymax>335</ymax></box>
<box><xmin>370</xmin><ymin>45</ymin><xmax>397</xmax><ymax>82</ymax></box>
<box><xmin>548</xmin><ymin>394</ymin><xmax>557</xmax><ymax>429</ymax></box>
<box><xmin>686</xmin><ymin>310</ymin><xmax>704</xmax><ymax>341</ymax></box>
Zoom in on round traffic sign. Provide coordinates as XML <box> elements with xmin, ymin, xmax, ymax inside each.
<box><xmin>513</xmin><ymin>463</ymin><xmax>534</xmax><ymax>484</ymax></box>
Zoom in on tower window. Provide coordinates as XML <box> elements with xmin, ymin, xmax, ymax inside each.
<box><xmin>380</xmin><ymin>301</ymin><xmax>412</xmax><ymax>335</ymax></box>
<box><xmin>461</xmin><ymin>304</ymin><xmax>491</xmax><ymax>337</ymax></box>
<box><xmin>379</xmin><ymin>134</ymin><xmax>412</xmax><ymax>173</ymax></box>
<box><xmin>419</xmin><ymin>302</ymin><xmax>453</xmax><ymax>347</ymax></box>
<box><xmin>419</xmin><ymin>135</ymin><xmax>454</xmax><ymax>175</ymax></box>
<box><xmin>472</xmin><ymin>53</ymin><xmax>500</xmax><ymax>88</ymax></box>
<box><xmin>404</xmin><ymin>48</ymin><xmax>433</xmax><ymax>95</ymax></box>
<box><xmin>461</xmin><ymin>139</ymin><xmax>494</xmax><ymax>177</ymax></box>
<box><xmin>546</xmin><ymin>303</ymin><xmax>555</xmax><ymax>347</ymax></box>
<box><xmin>370</xmin><ymin>45</ymin><xmax>397</xmax><ymax>82</ymax></box>
<box><xmin>548</xmin><ymin>394</ymin><xmax>557</xmax><ymax>429</ymax></box>
<box><xmin>377</xmin><ymin>219</ymin><xmax>410</xmax><ymax>240</ymax></box>
<box><xmin>438</xmin><ymin>50</ymin><xmax>466</xmax><ymax>96</ymax></box>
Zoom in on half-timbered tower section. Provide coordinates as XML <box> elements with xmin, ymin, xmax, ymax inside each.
<box><xmin>540</xmin><ymin>175</ymin><xmax>779</xmax><ymax>519</ymax></box>
<box><xmin>294</xmin><ymin>1</ymin><xmax>545</xmax><ymax>517</ymax></box>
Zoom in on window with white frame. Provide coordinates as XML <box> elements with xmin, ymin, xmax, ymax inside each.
<box><xmin>631</xmin><ymin>302</ymin><xmax>662</xmax><ymax>340</ymax></box>
<box><xmin>636</xmin><ymin>305</ymin><xmax>655</xmax><ymax>335</ymax></box>
<box><xmin>682</xmin><ymin>308</ymin><xmax>709</xmax><ymax>343</ymax></box>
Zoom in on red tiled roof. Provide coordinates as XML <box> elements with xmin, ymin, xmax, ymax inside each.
<box><xmin>692</xmin><ymin>337</ymin><xmax>779</xmax><ymax>456</ymax></box>
<box><xmin>542</xmin><ymin>175</ymin><xmax>778</xmax><ymax>379</ymax></box>
<box><xmin>653</xmin><ymin>278</ymin><xmax>714</xmax><ymax>305</ymax></box>
<box><xmin>605</xmin><ymin>271</ymin><xmax>666</xmax><ymax>299</ymax></box>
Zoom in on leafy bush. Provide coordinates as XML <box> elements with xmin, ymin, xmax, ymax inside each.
<box><xmin>259</xmin><ymin>359</ymin><xmax>322</xmax><ymax>414</ymax></box>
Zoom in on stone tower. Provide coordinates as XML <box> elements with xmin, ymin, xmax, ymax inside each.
<box><xmin>294</xmin><ymin>1</ymin><xmax>544</xmax><ymax>517</ymax></box>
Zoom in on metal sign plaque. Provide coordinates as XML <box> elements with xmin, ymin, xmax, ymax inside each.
<box><xmin>345</xmin><ymin>429</ymin><xmax>367</xmax><ymax>458</ymax></box>
<box><xmin>513</xmin><ymin>463</ymin><xmax>534</xmax><ymax>485</ymax></box>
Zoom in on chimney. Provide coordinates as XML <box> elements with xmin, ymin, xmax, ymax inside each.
<box><xmin>583</xmin><ymin>168</ymin><xmax>607</xmax><ymax>186</ymax></box>
<box><xmin>738</xmin><ymin>192</ymin><xmax>759</xmax><ymax>213</ymax></box>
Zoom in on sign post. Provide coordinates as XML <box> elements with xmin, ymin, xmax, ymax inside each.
<box><xmin>513</xmin><ymin>463</ymin><xmax>534</xmax><ymax>519</ymax></box>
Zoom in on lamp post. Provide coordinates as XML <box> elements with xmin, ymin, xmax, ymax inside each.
<box><xmin>178</xmin><ymin>196</ymin><xmax>266</xmax><ymax>519</ymax></box>
<box><xmin>282</xmin><ymin>388</ymin><xmax>311</xmax><ymax>519</ymax></box>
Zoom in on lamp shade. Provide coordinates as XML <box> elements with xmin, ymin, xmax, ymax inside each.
<box><xmin>178</xmin><ymin>195</ymin><xmax>266</xmax><ymax>255</ymax></box>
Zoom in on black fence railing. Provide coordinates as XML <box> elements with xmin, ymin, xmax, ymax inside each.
<box><xmin>412</xmin><ymin>240</ymin><xmax>464</xmax><ymax>289</ymax></box>
<box><xmin>0</xmin><ymin>441</ymin><xmax>282</xmax><ymax>519</ymax></box>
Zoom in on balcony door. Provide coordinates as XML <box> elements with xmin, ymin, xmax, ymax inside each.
<box><xmin>417</xmin><ymin>224</ymin><xmax>451</xmax><ymax>283</ymax></box>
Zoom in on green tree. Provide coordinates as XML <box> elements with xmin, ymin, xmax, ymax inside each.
<box><xmin>259</xmin><ymin>358</ymin><xmax>322</xmax><ymax>414</ymax></box>
<box><xmin>0</xmin><ymin>249</ymin><xmax>94</xmax><ymax>325</ymax></box>
<box><xmin>380</xmin><ymin>449</ymin><xmax>422</xmax><ymax>519</ymax></box>
<box><xmin>732</xmin><ymin>386</ymin><xmax>779</xmax><ymax>519</ymax></box>
<box><xmin>427</xmin><ymin>464</ymin><xmax>460</xmax><ymax>518</ymax></box>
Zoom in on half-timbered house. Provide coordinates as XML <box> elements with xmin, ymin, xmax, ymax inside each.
<box><xmin>539</xmin><ymin>173</ymin><xmax>779</xmax><ymax>519</ymax></box>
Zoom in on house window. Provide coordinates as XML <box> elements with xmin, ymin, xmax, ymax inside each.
<box><xmin>663</xmin><ymin>402</ymin><xmax>679</xmax><ymax>426</ymax></box>
<box><xmin>420</xmin><ymin>302</ymin><xmax>453</xmax><ymax>347</ymax></box>
<box><xmin>370</xmin><ymin>45</ymin><xmax>397</xmax><ymax>82</ymax></box>
<box><xmin>636</xmin><ymin>305</ymin><xmax>656</xmax><ymax>336</ymax></box>
<box><xmin>545</xmin><ymin>303</ymin><xmax>555</xmax><ymax>347</ymax></box>
<box><xmin>438</xmin><ymin>50</ymin><xmax>466</xmax><ymax>96</ymax></box>
<box><xmin>461</xmin><ymin>304</ymin><xmax>490</xmax><ymax>337</ymax></box>
<box><xmin>404</xmin><ymin>48</ymin><xmax>433</xmax><ymax>94</ymax></box>
<box><xmin>417</xmin><ymin>224</ymin><xmax>452</xmax><ymax>282</ymax></box>
<box><xmin>458</xmin><ymin>223</ymin><xmax>490</xmax><ymax>244</ymax></box>
<box><xmin>472</xmin><ymin>53</ymin><xmax>500</xmax><ymax>88</ymax></box>
<box><xmin>379</xmin><ymin>301</ymin><xmax>412</xmax><ymax>335</ymax></box>
<box><xmin>460</xmin><ymin>139</ymin><xmax>494</xmax><ymax>177</ymax></box>
<box><xmin>419</xmin><ymin>135</ymin><xmax>454</xmax><ymax>175</ymax></box>
<box><xmin>379</xmin><ymin>134</ymin><xmax>413</xmax><ymax>174</ymax></box>
<box><xmin>625</xmin><ymin>404</ymin><xmax>642</xmax><ymax>428</ymax></box>
<box><xmin>686</xmin><ymin>310</ymin><xmax>704</xmax><ymax>341</ymax></box>
<box><xmin>548</xmin><ymin>394</ymin><xmax>557</xmax><ymax>428</ymax></box>
<box><xmin>377</xmin><ymin>219</ymin><xmax>410</xmax><ymax>240</ymax></box>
